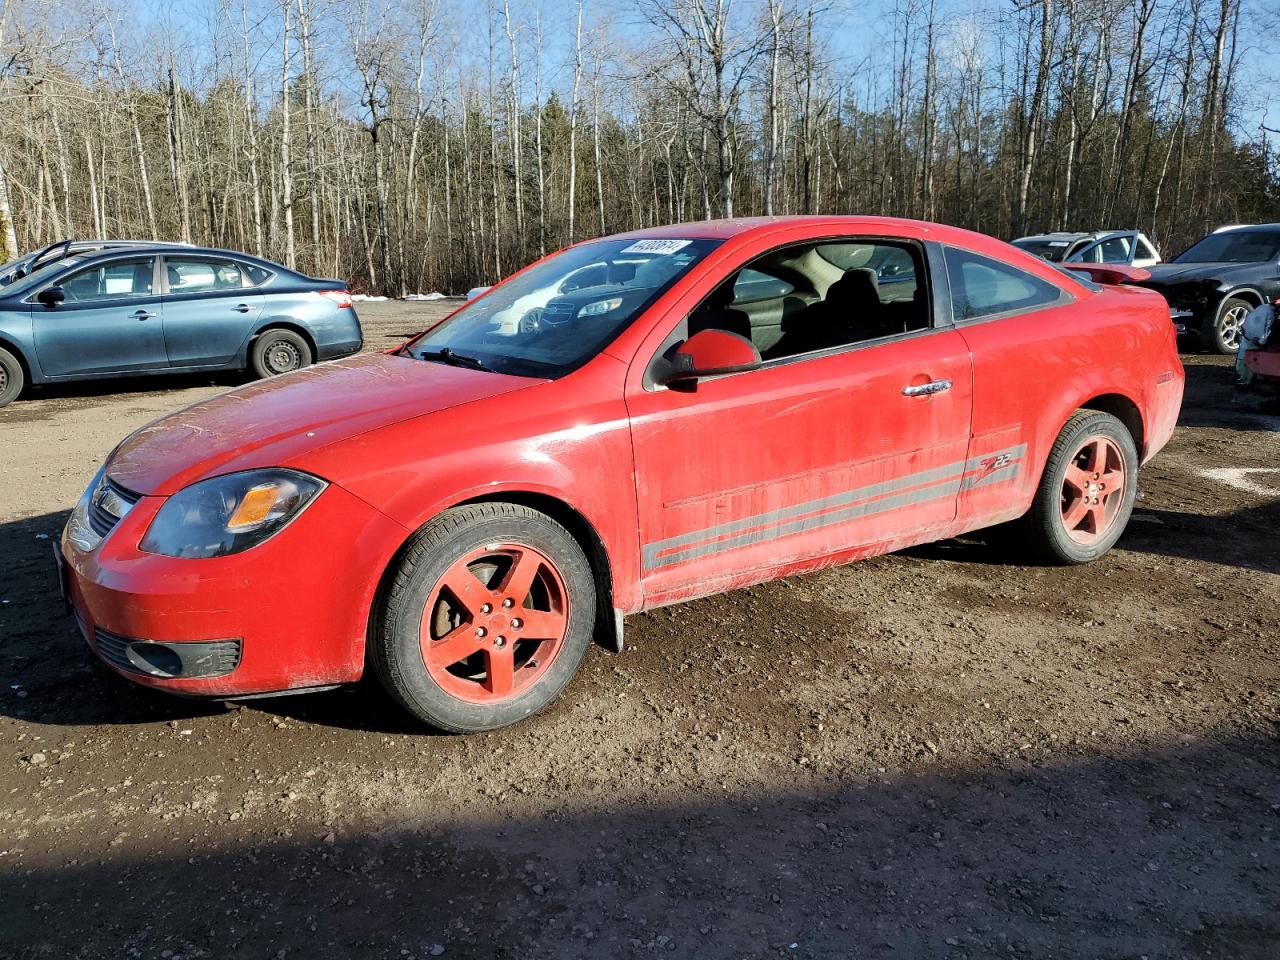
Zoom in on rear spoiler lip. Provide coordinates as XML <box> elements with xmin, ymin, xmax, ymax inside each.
<box><xmin>1064</xmin><ymin>263</ymin><xmax>1152</xmax><ymax>285</ymax></box>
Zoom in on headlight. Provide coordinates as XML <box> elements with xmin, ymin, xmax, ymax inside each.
<box><xmin>577</xmin><ymin>297</ymin><xmax>622</xmax><ymax>317</ymax></box>
<box><xmin>140</xmin><ymin>469</ymin><xmax>326</xmax><ymax>559</ymax></box>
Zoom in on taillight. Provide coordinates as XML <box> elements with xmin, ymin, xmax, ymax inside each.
<box><xmin>319</xmin><ymin>290</ymin><xmax>353</xmax><ymax>309</ymax></box>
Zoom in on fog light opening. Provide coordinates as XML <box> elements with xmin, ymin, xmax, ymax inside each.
<box><xmin>126</xmin><ymin>642</ymin><xmax>185</xmax><ymax>678</ymax></box>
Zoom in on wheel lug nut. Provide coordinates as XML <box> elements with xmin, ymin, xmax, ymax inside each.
<box><xmin>480</xmin><ymin>603</ymin><xmax>492</xmax><ymax>614</ymax></box>
<box><xmin>495</xmin><ymin>636</ymin><xmax>506</xmax><ymax>647</ymax></box>
<box><xmin>511</xmin><ymin>618</ymin><xmax>523</xmax><ymax>629</ymax></box>
<box><xmin>475</xmin><ymin>627</ymin><xmax>487</xmax><ymax>638</ymax></box>
<box><xmin>502</xmin><ymin>598</ymin><xmax>514</xmax><ymax>609</ymax></box>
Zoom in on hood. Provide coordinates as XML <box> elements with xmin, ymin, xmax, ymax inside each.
<box><xmin>1142</xmin><ymin>261</ymin><xmax>1264</xmax><ymax>286</ymax></box>
<box><xmin>107</xmin><ymin>352</ymin><xmax>540</xmax><ymax>496</ymax></box>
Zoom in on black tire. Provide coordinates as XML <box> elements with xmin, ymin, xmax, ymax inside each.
<box><xmin>250</xmin><ymin>328</ymin><xmax>313</xmax><ymax>379</ymax></box>
<box><xmin>0</xmin><ymin>346</ymin><xmax>24</xmax><ymax>408</ymax></box>
<box><xmin>371</xmin><ymin>503</ymin><xmax>596</xmax><ymax>733</ymax></box>
<box><xmin>1208</xmin><ymin>297</ymin><xmax>1252</xmax><ymax>355</ymax></box>
<box><xmin>1015</xmin><ymin>410</ymin><xmax>1139</xmax><ymax>565</ymax></box>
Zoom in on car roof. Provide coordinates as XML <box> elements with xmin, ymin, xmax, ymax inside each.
<box><xmin>597</xmin><ymin>215</ymin><xmax>1094</xmax><ymax>295</ymax></box>
<box><xmin>68</xmin><ymin>244</ymin><xmax>294</xmax><ymax>274</ymax></box>
<box><xmin>1014</xmin><ymin>229</ymin><xmax>1142</xmax><ymax>244</ymax></box>
<box><xmin>1214</xmin><ymin>223</ymin><xmax>1280</xmax><ymax>232</ymax></box>
<box><xmin>610</xmin><ymin>215</ymin><xmax>957</xmax><ymax>242</ymax></box>
<box><xmin>66</xmin><ymin>238</ymin><xmax>186</xmax><ymax>247</ymax></box>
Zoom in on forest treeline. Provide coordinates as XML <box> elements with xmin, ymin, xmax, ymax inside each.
<box><xmin>0</xmin><ymin>0</ymin><xmax>1276</xmax><ymax>295</ymax></box>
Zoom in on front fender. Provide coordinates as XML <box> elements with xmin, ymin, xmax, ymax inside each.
<box><xmin>289</xmin><ymin>358</ymin><xmax>644</xmax><ymax>613</ymax></box>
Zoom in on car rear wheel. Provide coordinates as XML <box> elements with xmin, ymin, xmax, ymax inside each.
<box><xmin>371</xmin><ymin>503</ymin><xmax>596</xmax><ymax>733</ymax></box>
<box><xmin>1016</xmin><ymin>410</ymin><xmax>1138</xmax><ymax>565</ymax></box>
<box><xmin>0</xmin><ymin>346</ymin><xmax>24</xmax><ymax>408</ymax></box>
<box><xmin>250</xmin><ymin>329</ymin><xmax>313</xmax><ymax>378</ymax></box>
<box><xmin>1210</xmin><ymin>297</ymin><xmax>1252</xmax><ymax>355</ymax></box>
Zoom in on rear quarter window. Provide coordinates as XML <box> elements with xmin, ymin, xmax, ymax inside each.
<box><xmin>244</xmin><ymin>264</ymin><xmax>273</xmax><ymax>286</ymax></box>
<box><xmin>944</xmin><ymin>246</ymin><xmax>1070</xmax><ymax>321</ymax></box>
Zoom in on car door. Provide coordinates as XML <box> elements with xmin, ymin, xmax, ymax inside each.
<box><xmin>942</xmin><ymin>244</ymin><xmax>1080</xmax><ymax>524</ymax></box>
<box><xmin>160</xmin><ymin>255</ymin><xmax>266</xmax><ymax>367</ymax></box>
<box><xmin>624</xmin><ymin>236</ymin><xmax>975</xmax><ymax>602</ymax></box>
<box><xmin>30</xmin><ymin>256</ymin><xmax>167</xmax><ymax>377</ymax></box>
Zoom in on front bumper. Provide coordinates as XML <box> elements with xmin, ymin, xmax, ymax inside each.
<box><xmin>61</xmin><ymin>480</ymin><xmax>407</xmax><ymax>697</ymax></box>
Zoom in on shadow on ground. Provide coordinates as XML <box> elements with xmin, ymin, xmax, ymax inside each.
<box><xmin>0</xmin><ymin>510</ymin><xmax>421</xmax><ymax>731</ymax></box>
<box><xmin>3</xmin><ymin>733</ymin><xmax>1277</xmax><ymax>960</ymax></box>
<box><xmin>903</xmin><ymin>495</ymin><xmax>1280</xmax><ymax>576</ymax></box>
<box><xmin>1176</xmin><ymin>358</ymin><xmax>1280</xmax><ymax>432</ymax></box>
<box><xmin>12</xmin><ymin>369</ymin><xmax>243</xmax><ymax>405</ymax></box>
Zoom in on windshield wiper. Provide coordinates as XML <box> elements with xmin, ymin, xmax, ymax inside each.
<box><xmin>418</xmin><ymin>347</ymin><xmax>494</xmax><ymax>372</ymax></box>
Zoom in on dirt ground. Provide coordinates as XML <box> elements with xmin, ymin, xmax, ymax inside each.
<box><xmin>1</xmin><ymin>301</ymin><xmax>1278</xmax><ymax>959</ymax></box>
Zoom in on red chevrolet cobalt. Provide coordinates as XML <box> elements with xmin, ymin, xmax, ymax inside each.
<box><xmin>58</xmin><ymin>217</ymin><xmax>1184</xmax><ymax>732</ymax></box>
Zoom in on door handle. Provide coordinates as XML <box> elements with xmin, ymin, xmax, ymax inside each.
<box><xmin>130</xmin><ymin>310</ymin><xmax>157</xmax><ymax>320</ymax></box>
<box><xmin>232</xmin><ymin>303</ymin><xmax>252</xmax><ymax>313</ymax></box>
<box><xmin>902</xmin><ymin>379</ymin><xmax>951</xmax><ymax>397</ymax></box>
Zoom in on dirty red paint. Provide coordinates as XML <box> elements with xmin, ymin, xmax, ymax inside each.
<box><xmin>61</xmin><ymin>216</ymin><xmax>1185</xmax><ymax>701</ymax></box>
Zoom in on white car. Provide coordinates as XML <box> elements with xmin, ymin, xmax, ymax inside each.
<box><xmin>1012</xmin><ymin>230</ymin><xmax>1161</xmax><ymax>268</ymax></box>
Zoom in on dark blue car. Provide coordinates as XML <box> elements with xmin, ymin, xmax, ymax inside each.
<box><xmin>0</xmin><ymin>245</ymin><xmax>362</xmax><ymax>407</ymax></box>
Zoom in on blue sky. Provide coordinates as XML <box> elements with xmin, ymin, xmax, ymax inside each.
<box><xmin>132</xmin><ymin>0</ymin><xmax>1276</xmax><ymax>146</ymax></box>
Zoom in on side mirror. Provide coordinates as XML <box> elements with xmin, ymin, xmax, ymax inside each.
<box><xmin>37</xmin><ymin>286</ymin><xmax>66</xmax><ymax>308</ymax></box>
<box><xmin>661</xmin><ymin>328</ymin><xmax>762</xmax><ymax>384</ymax></box>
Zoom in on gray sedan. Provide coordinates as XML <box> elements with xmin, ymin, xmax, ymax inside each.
<box><xmin>0</xmin><ymin>245</ymin><xmax>362</xmax><ymax>407</ymax></box>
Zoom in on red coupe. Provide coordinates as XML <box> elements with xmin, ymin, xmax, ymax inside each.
<box><xmin>58</xmin><ymin>217</ymin><xmax>1184</xmax><ymax>732</ymax></box>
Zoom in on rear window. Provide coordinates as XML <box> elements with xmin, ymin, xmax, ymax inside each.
<box><xmin>816</xmin><ymin>242</ymin><xmax>918</xmax><ymax>300</ymax></box>
<box><xmin>1011</xmin><ymin>239</ymin><xmax>1074</xmax><ymax>262</ymax></box>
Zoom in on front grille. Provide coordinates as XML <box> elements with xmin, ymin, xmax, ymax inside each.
<box><xmin>87</xmin><ymin>480</ymin><xmax>139</xmax><ymax>539</ymax></box>
<box><xmin>93</xmin><ymin>625</ymin><xmax>134</xmax><ymax>674</ymax></box>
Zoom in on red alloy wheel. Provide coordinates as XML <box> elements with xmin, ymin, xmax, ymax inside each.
<box><xmin>419</xmin><ymin>543</ymin><xmax>570</xmax><ymax>704</ymax></box>
<box><xmin>1059</xmin><ymin>436</ymin><xmax>1126</xmax><ymax>545</ymax></box>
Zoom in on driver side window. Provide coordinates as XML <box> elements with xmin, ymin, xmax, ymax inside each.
<box><xmin>686</xmin><ymin>239</ymin><xmax>930</xmax><ymax>363</ymax></box>
<box><xmin>58</xmin><ymin>258</ymin><xmax>156</xmax><ymax>303</ymax></box>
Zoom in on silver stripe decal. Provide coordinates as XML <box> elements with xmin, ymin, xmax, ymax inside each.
<box><xmin>642</xmin><ymin>443</ymin><xmax>1026</xmax><ymax>572</ymax></box>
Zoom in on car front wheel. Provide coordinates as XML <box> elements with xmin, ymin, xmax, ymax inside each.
<box><xmin>250</xmin><ymin>329</ymin><xmax>313</xmax><ymax>378</ymax></box>
<box><xmin>371</xmin><ymin>503</ymin><xmax>596</xmax><ymax>733</ymax></box>
<box><xmin>1210</xmin><ymin>297</ymin><xmax>1252</xmax><ymax>355</ymax></box>
<box><xmin>1017</xmin><ymin>410</ymin><xmax>1139</xmax><ymax>565</ymax></box>
<box><xmin>0</xmin><ymin>346</ymin><xmax>23</xmax><ymax>408</ymax></box>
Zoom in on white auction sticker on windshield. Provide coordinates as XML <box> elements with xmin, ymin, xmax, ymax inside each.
<box><xmin>620</xmin><ymin>239</ymin><xmax>692</xmax><ymax>255</ymax></box>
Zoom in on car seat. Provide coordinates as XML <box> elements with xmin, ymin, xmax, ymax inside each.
<box><xmin>689</xmin><ymin>277</ymin><xmax>753</xmax><ymax>343</ymax></box>
<box><xmin>767</xmin><ymin>267</ymin><xmax>885</xmax><ymax>357</ymax></box>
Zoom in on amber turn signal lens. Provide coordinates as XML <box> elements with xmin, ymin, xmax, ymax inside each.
<box><xmin>226</xmin><ymin>484</ymin><xmax>283</xmax><ymax>531</ymax></box>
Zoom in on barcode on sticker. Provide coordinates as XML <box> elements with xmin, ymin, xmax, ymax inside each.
<box><xmin>620</xmin><ymin>239</ymin><xmax>692</xmax><ymax>255</ymax></box>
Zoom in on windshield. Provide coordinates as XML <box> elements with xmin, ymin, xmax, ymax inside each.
<box><xmin>408</xmin><ymin>237</ymin><xmax>721</xmax><ymax>377</ymax></box>
<box><xmin>1011</xmin><ymin>238</ymin><xmax>1076</xmax><ymax>262</ymax></box>
<box><xmin>1174</xmin><ymin>230</ymin><xmax>1280</xmax><ymax>264</ymax></box>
